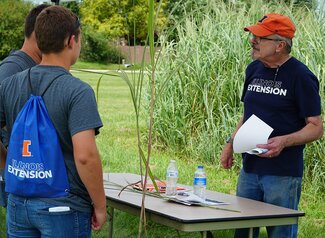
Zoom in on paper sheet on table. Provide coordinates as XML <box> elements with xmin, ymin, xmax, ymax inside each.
<box><xmin>233</xmin><ymin>114</ymin><xmax>273</xmax><ymax>154</ymax></box>
<box><xmin>163</xmin><ymin>191</ymin><xmax>229</xmax><ymax>206</ymax></box>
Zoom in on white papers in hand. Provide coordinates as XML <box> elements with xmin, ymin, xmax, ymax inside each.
<box><xmin>233</xmin><ymin>114</ymin><xmax>273</xmax><ymax>154</ymax></box>
<box><xmin>246</xmin><ymin>148</ymin><xmax>269</xmax><ymax>155</ymax></box>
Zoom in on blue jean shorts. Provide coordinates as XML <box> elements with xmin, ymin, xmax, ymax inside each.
<box><xmin>234</xmin><ymin>169</ymin><xmax>302</xmax><ymax>238</ymax></box>
<box><xmin>6</xmin><ymin>194</ymin><xmax>92</xmax><ymax>238</ymax></box>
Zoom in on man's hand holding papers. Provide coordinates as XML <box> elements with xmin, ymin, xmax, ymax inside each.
<box><xmin>233</xmin><ymin>114</ymin><xmax>273</xmax><ymax>155</ymax></box>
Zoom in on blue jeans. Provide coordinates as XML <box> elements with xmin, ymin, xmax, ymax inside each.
<box><xmin>234</xmin><ymin>169</ymin><xmax>302</xmax><ymax>238</ymax></box>
<box><xmin>6</xmin><ymin>194</ymin><xmax>92</xmax><ymax>238</ymax></box>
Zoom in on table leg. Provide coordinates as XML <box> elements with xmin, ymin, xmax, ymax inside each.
<box><xmin>248</xmin><ymin>227</ymin><xmax>253</xmax><ymax>238</ymax></box>
<box><xmin>108</xmin><ymin>206</ymin><xmax>114</xmax><ymax>238</ymax></box>
<box><xmin>201</xmin><ymin>231</ymin><xmax>207</xmax><ymax>238</ymax></box>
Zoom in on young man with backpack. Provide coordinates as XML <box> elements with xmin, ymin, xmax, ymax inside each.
<box><xmin>0</xmin><ymin>3</ymin><xmax>49</xmax><ymax>209</ymax></box>
<box><xmin>0</xmin><ymin>5</ymin><xmax>107</xmax><ymax>237</ymax></box>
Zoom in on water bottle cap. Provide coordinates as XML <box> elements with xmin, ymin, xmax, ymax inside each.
<box><xmin>170</xmin><ymin>159</ymin><xmax>176</xmax><ymax>163</ymax></box>
<box><xmin>198</xmin><ymin>165</ymin><xmax>203</xmax><ymax>168</ymax></box>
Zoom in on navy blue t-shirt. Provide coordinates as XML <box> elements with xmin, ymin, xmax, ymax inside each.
<box><xmin>241</xmin><ymin>57</ymin><xmax>321</xmax><ymax>177</ymax></box>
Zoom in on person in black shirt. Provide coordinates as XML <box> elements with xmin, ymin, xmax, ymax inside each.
<box><xmin>220</xmin><ymin>13</ymin><xmax>323</xmax><ymax>238</ymax></box>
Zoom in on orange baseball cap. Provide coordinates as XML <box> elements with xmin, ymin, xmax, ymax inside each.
<box><xmin>244</xmin><ymin>13</ymin><xmax>296</xmax><ymax>39</ymax></box>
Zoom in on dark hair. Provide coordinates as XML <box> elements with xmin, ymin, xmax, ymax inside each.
<box><xmin>24</xmin><ymin>4</ymin><xmax>50</xmax><ymax>38</ymax></box>
<box><xmin>35</xmin><ymin>6</ymin><xmax>80</xmax><ymax>54</ymax></box>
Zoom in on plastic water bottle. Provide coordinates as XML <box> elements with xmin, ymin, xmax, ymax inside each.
<box><xmin>165</xmin><ymin>160</ymin><xmax>178</xmax><ymax>196</ymax></box>
<box><xmin>193</xmin><ymin>165</ymin><xmax>206</xmax><ymax>200</ymax></box>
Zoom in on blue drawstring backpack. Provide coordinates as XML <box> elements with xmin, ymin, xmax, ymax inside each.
<box><xmin>5</xmin><ymin>69</ymin><xmax>69</xmax><ymax>198</ymax></box>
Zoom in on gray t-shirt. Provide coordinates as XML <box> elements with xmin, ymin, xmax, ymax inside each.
<box><xmin>0</xmin><ymin>50</ymin><xmax>37</xmax><ymax>146</ymax></box>
<box><xmin>0</xmin><ymin>50</ymin><xmax>36</xmax><ymax>84</ymax></box>
<box><xmin>0</xmin><ymin>65</ymin><xmax>103</xmax><ymax>212</ymax></box>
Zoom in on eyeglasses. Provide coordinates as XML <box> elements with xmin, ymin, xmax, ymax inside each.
<box><xmin>250</xmin><ymin>35</ymin><xmax>283</xmax><ymax>44</ymax></box>
<box><xmin>67</xmin><ymin>16</ymin><xmax>81</xmax><ymax>44</ymax></box>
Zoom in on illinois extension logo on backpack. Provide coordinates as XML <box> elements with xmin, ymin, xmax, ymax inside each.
<box><xmin>7</xmin><ymin>137</ymin><xmax>53</xmax><ymax>181</ymax></box>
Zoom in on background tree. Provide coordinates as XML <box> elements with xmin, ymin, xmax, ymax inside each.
<box><xmin>0</xmin><ymin>0</ymin><xmax>32</xmax><ymax>59</ymax></box>
<box><xmin>79</xmin><ymin>25</ymin><xmax>121</xmax><ymax>63</ymax></box>
<box><xmin>80</xmin><ymin>0</ymin><xmax>167</xmax><ymax>45</ymax></box>
<box><xmin>61</xmin><ymin>1</ymin><xmax>80</xmax><ymax>16</ymax></box>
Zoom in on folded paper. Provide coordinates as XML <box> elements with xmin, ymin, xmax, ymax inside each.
<box><xmin>233</xmin><ymin>114</ymin><xmax>273</xmax><ymax>154</ymax></box>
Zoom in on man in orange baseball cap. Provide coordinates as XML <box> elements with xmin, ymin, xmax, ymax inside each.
<box><xmin>242</xmin><ymin>13</ymin><xmax>297</xmax><ymax>64</ymax></box>
<box><xmin>244</xmin><ymin>13</ymin><xmax>296</xmax><ymax>39</ymax></box>
<box><xmin>220</xmin><ymin>13</ymin><xmax>323</xmax><ymax>238</ymax></box>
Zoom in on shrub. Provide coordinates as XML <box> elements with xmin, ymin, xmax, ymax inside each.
<box><xmin>0</xmin><ymin>0</ymin><xmax>32</xmax><ymax>59</ymax></box>
<box><xmin>80</xmin><ymin>25</ymin><xmax>122</xmax><ymax>64</ymax></box>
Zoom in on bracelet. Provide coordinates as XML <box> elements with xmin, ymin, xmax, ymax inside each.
<box><xmin>226</xmin><ymin>136</ymin><xmax>233</xmax><ymax>144</ymax></box>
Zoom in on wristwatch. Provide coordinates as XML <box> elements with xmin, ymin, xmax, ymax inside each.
<box><xmin>226</xmin><ymin>136</ymin><xmax>233</xmax><ymax>144</ymax></box>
